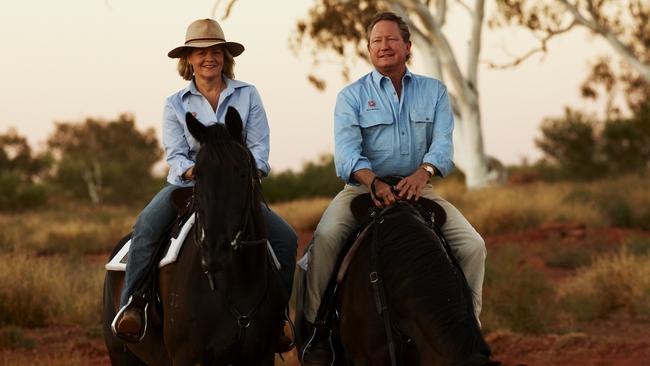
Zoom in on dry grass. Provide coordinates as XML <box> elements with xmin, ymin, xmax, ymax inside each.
<box><xmin>481</xmin><ymin>244</ymin><xmax>556</xmax><ymax>334</ymax></box>
<box><xmin>270</xmin><ymin>197</ymin><xmax>331</xmax><ymax>232</ymax></box>
<box><xmin>434</xmin><ymin>173</ymin><xmax>650</xmax><ymax>235</ymax></box>
<box><xmin>558</xmin><ymin>249</ymin><xmax>650</xmax><ymax>321</ymax></box>
<box><xmin>0</xmin><ymin>204</ymin><xmax>135</xmax><ymax>254</ymax></box>
<box><xmin>0</xmin><ymin>253</ymin><xmax>104</xmax><ymax>327</ymax></box>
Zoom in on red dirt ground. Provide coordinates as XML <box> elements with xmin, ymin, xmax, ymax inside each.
<box><xmin>2</xmin><ymin>228</ymin><xmax>649</xmax><ymax>365</ymax></box>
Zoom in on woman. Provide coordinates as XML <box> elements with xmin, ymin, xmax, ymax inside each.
<box><xmin>113</xmin><ymin>19</ymin><xmax>297</xmax><ymax>350</ymax></box>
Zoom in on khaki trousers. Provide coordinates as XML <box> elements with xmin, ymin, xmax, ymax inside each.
<box><xmin>304</xmin><ymin>184</ymin><xmax>486</xmax><ymax>323</ymax></box>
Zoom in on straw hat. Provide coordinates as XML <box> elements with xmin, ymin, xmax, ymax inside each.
<box><xmin>168</xmin><ymin>18</ymin><xmax>245</xmax><ymax>58</ymax></box>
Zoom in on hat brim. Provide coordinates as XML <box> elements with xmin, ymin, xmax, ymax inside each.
<box><xmin>168</xmin><ymin>41</ymin><xmax>245</xmax><ymax>58</ymax></box>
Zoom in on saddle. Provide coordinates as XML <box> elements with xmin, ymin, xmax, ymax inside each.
<box><xmin>110</xmin><ymin>187</ymin><xmax>195</xmax><ymax>343</ymax></box>
<box><xmin>313</xmin><ymin>183</ymin><xmax>447</xmax><ymax>330</ymax></box>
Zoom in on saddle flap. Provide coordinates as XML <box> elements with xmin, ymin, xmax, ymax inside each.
<box><xmin>171</xmin><ymin>187</ymin><xmax>194</xmax><ymax>215</ymax></box>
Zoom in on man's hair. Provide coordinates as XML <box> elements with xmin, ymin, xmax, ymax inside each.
<box><xmin>366</xmin><ymin>11</ymin><xmax>412</xmax><ymax>45</ymax></box>
<box><xmin>177</xmin><ymin>45</ymin><xmax>235</xmax><ymax>81</ymax></box>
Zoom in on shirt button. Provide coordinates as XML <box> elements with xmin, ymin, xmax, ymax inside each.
<box><xmin>401</xmin><ymin>131</ymin><xmax>405</xmax><ymax>135</ymax></box>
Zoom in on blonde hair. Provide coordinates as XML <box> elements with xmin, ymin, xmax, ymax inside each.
<box><xmin>177</xmin><ymin>46</ymin><xmax>235</xmax><ymax>80</ymax></box>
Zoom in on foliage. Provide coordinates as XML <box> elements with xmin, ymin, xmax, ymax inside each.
<box><xmin>492</xmin><ymin>0</ymin><xmax>650</xmax><ymax>117</ymax></box>
<box><xmin>0</xmin><ymin>129</ymin><xmax>51</xmax><ymax>211</ymax></box>
<box><xmin>47</xmin><ymin>114</ymin><xmax>162</xmax><ymax>205</ymax></box>
<box><xmin>482</xmin><ymin>244</ymin><xmax>555</xmax><ymax>334</ymax></box>
<box><xmin>535</xmin><ymin>108</ymin><xmax>650</xmax><ymax>180</ymax></box>
<box><xmin>262</xmin><ymin>154</ymin><xmax>342</xmax><ymax>203</ymax></box>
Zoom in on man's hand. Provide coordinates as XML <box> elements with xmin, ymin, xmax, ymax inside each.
<box><xmin>352</xmin><ymin>168</ymin><xmax>397</xmax><ymax>208</ymax></box>
<box><xmin>371</xmin><ymin>178</ymin><xmax>397</xmax><ymax>208</ymax></box>
<box><xmin>396</xmin><ymin>166</ymin><xmax>432</xmax><ymax>201</ymax></box>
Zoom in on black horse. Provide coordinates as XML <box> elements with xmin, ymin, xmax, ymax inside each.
<box><xmin>296</xmin><ymin>191</ymin><xmax>498</xmax><ymax>366</ymax></box>
<box><xmin>102</xmin><ymin>107</ymin><xmax>284</xmax><ymax>365</ymax></box>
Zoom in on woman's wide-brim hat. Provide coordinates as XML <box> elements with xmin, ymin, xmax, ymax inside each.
<box><xmin>168</xmin><ymin>18</ymin><xmax>245</xmax><ymax>58</ymax></box>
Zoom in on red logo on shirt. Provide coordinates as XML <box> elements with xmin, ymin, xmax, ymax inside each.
<box><xmin>368</xmin><ymin>100</ymin><xmax>376</xmax><ymax>108</ymax></box>
<box><xmin>190</xmin><ymin>112</ymin><xmax>197</xmax><ymax>117</ymax></box>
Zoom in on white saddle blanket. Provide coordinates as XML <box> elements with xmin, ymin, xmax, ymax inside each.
<box><xmin>105</xmin><ymin>213</ymin><xmax>281</xmax><ymax>271</ymax></box>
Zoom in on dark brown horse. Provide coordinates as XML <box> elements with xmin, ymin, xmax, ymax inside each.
<box><xmin>296</xmin><ymin>193</ymin><xmax>499</xmax><ymax>366</ymax></box>
<box><xmin>102</xmin><ymin>107</ymin><xmax>284</xmax><ymax>365</ymax></box>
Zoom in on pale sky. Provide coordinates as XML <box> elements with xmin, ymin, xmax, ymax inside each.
<box><xmin>0</xmin><ymin>0</ymin><xmax>613</xmax><ymax>172</ymax></box>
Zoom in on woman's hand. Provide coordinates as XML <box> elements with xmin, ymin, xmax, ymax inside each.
<box><xmin>182</xmin><ymin>167</ymin><xmax>194</xmax><ymax>181</ymax></box>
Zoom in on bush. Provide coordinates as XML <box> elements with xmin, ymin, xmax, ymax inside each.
<box><xmin>0</xmin><ymin>172</ymin><xmax>48</xmax><ymax>212</ymax></box>
<box><xmin>482</xmin><ymin>245</ymin><xmax>555</xmax><ymax>334</ymax></box>
<box><xmin>558</xmin><ymin>249</ymin><xmax>650</xmax><ymax>321</ymax></box>
<box><xmin>262</xmin><ymin>154</ymin><xmax>342</xmax><ymax>203</ymax></box>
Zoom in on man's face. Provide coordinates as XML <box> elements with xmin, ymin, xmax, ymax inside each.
<box><xmin>368</xmin><ymin>20</ymin><xmax>411</xmax><ymax>73</ymax></box>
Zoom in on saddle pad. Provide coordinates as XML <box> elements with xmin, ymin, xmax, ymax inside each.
<box><xmin>105</xmin><ymin>213</ymin><xmax>281</xmax><ymax>272</ymax></box>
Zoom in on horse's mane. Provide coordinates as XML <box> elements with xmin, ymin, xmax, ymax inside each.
<box><xmin>373</xmin><ymin>202</ymin><xmax>488</xmax><ymax>357</ymax></box>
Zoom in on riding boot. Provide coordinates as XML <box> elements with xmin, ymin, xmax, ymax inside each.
<box><xmin>112</xmin><ymin>308</ymin><xmax>145</xmax><ymax>343</ymax></box>
<box><xmin>301</xmin><ymin>322</ymin><xmax>333</xmax><ymax>366</ymax></box>
<box><xmin>275</xmin><ymin>321</ymin><xmax>294</xmax><ymax>353</ymax></box>
<box><xmin>111</xmin><ymin>295</ymin><xmax>148</xmax><ymax>343</ymax></box>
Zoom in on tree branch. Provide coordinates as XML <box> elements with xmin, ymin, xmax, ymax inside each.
<box><xmin>486</xmin><ymin>21</ymin><xmax>576</xmax><ymax>69</ymax></box>
<box><xmin>558</xmin><ymin>0</ymin><xmax>650</xmax><ymax>81</ymax></box>
<box><xmin>467</xmin><ymin>0</ymin><xmax>485</xmax><ymax>89</ymax></box>
<box><xmin>435</xmin><ymin>0</ymin><xmax>447</xmax><ymax>27</ymax></box>
<box><xmin>456</xmin><ymin>0</ymin><xmax>472</xmax><ymax>15</ymax></box>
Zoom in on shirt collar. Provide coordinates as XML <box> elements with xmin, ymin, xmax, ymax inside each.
<box><xmin>181</xmin><ymin>75</ymin><xmax>246</xmax><ymax>99</ymax></box>
<box><xmin>371</xmin><ymin>68</ymin><xmax>413</xmax><ymax>89</ymax></box>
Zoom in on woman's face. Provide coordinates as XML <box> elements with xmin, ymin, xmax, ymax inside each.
<box><xmin>188</xmin><ymin>45</ymin><xmax>224</xmax><ymax>80</ymax></box>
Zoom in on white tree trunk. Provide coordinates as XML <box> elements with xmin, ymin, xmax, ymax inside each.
<box><xmin>395</xmin><ymin>0</ymin><xmax>500</xmax><ymax>189</ymax></box>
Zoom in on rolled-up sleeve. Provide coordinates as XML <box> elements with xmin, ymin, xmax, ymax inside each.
<box><xmin>162</xmin><ymin>99</ymin><xmax>194</xmax><ymax>181</ymax></box>
<box><xmin>334</xmin><ymin>89</ymin><xmax>371</xmax><ymax>184</ymax></box>
<box><xmin>422</xmin><ymin>84</ymin><xmax>454</xmax><ymax>177</ymax></box>
<box><xmin>245</xmin><ymin>87</ymin><xmax>271</xmax><ymax>176</ymax></box>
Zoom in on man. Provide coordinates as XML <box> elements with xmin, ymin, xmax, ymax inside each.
<box><xmin>301</xmin><ymin>11</ymin><xmax>486</xmax><ymax>364</ymax></box>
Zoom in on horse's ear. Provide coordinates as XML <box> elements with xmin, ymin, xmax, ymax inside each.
<box><xmin>186</xmin><ymin>112</ymin><xmax>207</xmax><ymax>144</ymax></box>
<box><xmin>225</xmin><ymin>107</ymin><xmax>244</xmax><ymax>144</ymax></box>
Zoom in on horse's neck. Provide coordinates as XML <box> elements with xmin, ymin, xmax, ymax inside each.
<box><xmin>219</xmin><ymin>244</ymin><xmax>269</xmax><ymax>298</ymax></box>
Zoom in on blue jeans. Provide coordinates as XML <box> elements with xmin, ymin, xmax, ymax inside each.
<box><xmin>119</xmin><ymin>184</ymin><xmax>298</xmax><ymax>307</ymax></box>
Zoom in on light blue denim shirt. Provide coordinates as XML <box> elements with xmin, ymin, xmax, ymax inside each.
<box><xmin>334</xmin><ymin>69</ymin><xmax>454</xmax><ymax>184</ymax></box>
<box><xmin>163</xmin><ymin>76</ymin><xmax>270</xmax><ymax>187</ymax></box>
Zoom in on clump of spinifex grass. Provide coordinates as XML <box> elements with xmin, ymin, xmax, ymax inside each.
<box><xmin>434</xmin><ymin>173</ymin><xmax>650</xmax><ymax>236</ymax></box>
<box><xmin>0</xmin><ymin>253</ymin><xmax>103</xmax><ymax>327</ymax></box>
<box><xmin>0</xmin><ymin>204</ymin><xmax>136</xmax><ymax>254</ymax></box>
<box><xmin>558</xmin><ymin>248</ymin><xmax>650</xmax><ymax>322</ymax></box>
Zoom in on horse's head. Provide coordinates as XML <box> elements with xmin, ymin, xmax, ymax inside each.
<box><xmin>186</xmin><ymin>107</ymin><xmax>264</xmax><ymax>288</ymax></box>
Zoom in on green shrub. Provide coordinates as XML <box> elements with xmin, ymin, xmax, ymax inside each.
<box><xmin>0</xmin><ymin>173</ymin><xmax>47</xmax><ymax>212</ymax></box>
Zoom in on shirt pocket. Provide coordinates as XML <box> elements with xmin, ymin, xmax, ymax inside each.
<box><xmin>410</xmin><ymin>104</ymin><xmax>434</xmax><ymax>151</ymax></box>
<box><xmin>359</xmin><ymin>111</ymin><xmax>393</xmax><ymax>153</ymax></box>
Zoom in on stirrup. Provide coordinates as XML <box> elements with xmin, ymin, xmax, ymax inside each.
<box><xmin>111</xmin><ymin>295</ymin><xmax>149</xmax><ymax>343</ymax></box>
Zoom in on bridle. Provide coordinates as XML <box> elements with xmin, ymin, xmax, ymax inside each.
<box><xmin>191</xmin><ymin>144</ymin><xmax>271</xmax><ymax>354</ymax></box>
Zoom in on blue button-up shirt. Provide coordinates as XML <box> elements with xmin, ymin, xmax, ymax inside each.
<box><xmin>163</xmin><ymin>77</ymin><xmax>270</xmax><ymax>186</ymax></box>
<box><xmin>334</xmin><ymin>69</ymin><xmax>454</xmax><ymax>184</ymax></box>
